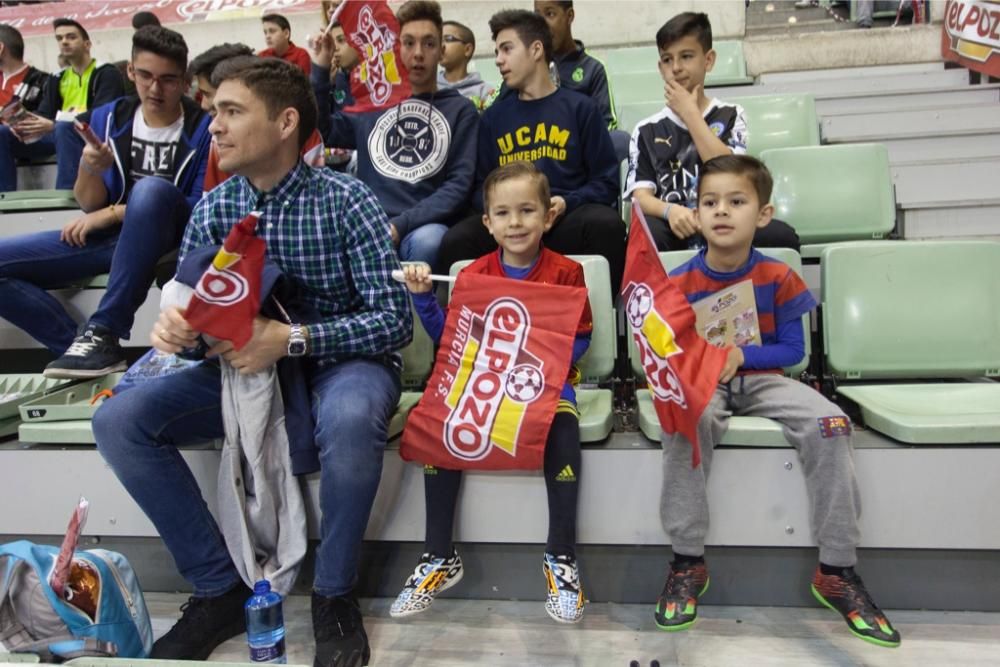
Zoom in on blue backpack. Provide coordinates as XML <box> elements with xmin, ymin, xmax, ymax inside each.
<box><xmin>0</xmin><ymin>541</ymin><xmax>153</xmax><ymax>660</ymax></box>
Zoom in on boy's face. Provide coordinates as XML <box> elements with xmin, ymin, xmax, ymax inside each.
<box><xmin>54</xmin><ymin>26</ymin><xmax>89</xmax><ymax>60</ymax></box>
<box><xmin>263</xmin><ymin>21</ymin><xmax>290</xmax><ymax>52</ymax></box>
<box><xmin>441</xmin><ymin>24</ymin><xmax>471</xmax><ymax>70</ymax></box>
<box><xmin>400</xmin><ymin>19</ymin><xmax>442</xmax><ymax>92</ymax></box>
<box><xmin>534</xmin><ymin>2</ymin><xmax>573</xmax><ymax>53</ymax></box>
<box><xmin>129</xmin><ymin>51</ymin><xmax>186</xmax><ymax>117</ymax></box>
<box><xmin>494</xmin><ymin>27</ymin><xmax>540</xmax><ymax>91</ymax></box>
<box><xmin>331</xmin><ymin>26</ymin><xmax>359</xmax><ymax>70</ymax></box>
<box><xmin>658</xmin><ymin>34</ymin><xmax>715</xmax><ymax>93</ymax></box>
<box><xmin>210</xmin><ymin>79</ymin><xmax>294</xmax><ymax>177</ymax></box>
<box><xmin>483</xmin><ymin>176</ymin><xmax>556</xmax><ymax>268</ymax></box>
<box><xmin>696</xmin><ymin>172</ymin><xmax>773</xmax><ymax>253</ymax></box>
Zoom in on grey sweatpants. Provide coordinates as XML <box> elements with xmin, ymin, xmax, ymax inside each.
<box><xmin>660</xmin><ymin>374</ymin><xmax>861</xmax><ymax>567</ymax></box>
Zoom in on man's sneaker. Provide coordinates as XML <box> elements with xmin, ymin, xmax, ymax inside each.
<box><xmin>811</xmin><ymin>567</ymin><xmax>901</xmax><ymax>648</ymax></box>
<box><xmin>150</xmin><ymin>583</ymin><xmax>249</xmax><ymax>660</ymax></box>
<box><xmin>542</xmin><ymin>552</ymin><xmax>585</xmax><ymax>624</ymax></box>
<box><xmin>44</xmin><ymin>324</ymin><xmax>126</xmax><ymax>379</ymax></box>
<box><xmin>389</xmin><ymin>550</ymin><xmax>464</xmax><ymax>618</ymax></box>
<box><xmin>654</xmin><ymin>560</ymin><xmax>709</xmax><ymax>631</ymax></box>
<box><xmin>312</xmin><ymin>592</ymin><xmax>370</xmax><ymax>667</ymax></box>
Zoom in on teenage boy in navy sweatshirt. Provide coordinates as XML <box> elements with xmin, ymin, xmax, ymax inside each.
<box><xmin>435</xmin><ymin>9</ymin><xmax>626</xmax><ymax>294</ymax></box>
<box><xmin>310</xmin><ymin>0</ymin><xmax>478</xmax><ymax>268</ymax></box>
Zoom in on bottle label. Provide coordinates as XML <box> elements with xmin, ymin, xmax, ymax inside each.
<box><xmin>249</xmin><ymin>638</ymin><xmax>285</xmax><ymax>663</ymax></box>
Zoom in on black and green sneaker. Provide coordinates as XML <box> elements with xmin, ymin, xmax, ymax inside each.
<box><xmin>654</xmin><ymin>560</ymin><xmax>709</xmax><ymax>631</ymax></box>
<box><xmin>811</xmin><ymin>566</ymin><xmax>901</xmax><ymax>648</ymax></box>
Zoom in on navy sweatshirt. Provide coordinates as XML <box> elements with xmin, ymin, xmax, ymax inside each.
<box><xmin>312</xmin><ymin>64</ymin><xmax>479</xmax><ymax>238</ymax></box>
<box><xmin>474</xmin><ymin>86</ymin><xmax>618</xmax><ymax>214</ymax></box>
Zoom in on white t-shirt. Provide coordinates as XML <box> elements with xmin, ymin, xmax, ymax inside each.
<box><xmin>129</xmin><ymin>107</ymin><xmax>183</xmax><ymax>183</ymax></box>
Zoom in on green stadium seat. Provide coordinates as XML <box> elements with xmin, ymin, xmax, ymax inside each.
<box><xmin>605</xmin><ymin>42</ymin><xmax>751</xmax><ymax>87</ymax></box>
<box><xmin>760</xmin><ymin>144</ymin><xmax>896</xmax><ymax>257</ymax></box>
<box><xmin>605</xmin><ymin>45</ymin><xmax>658</xmax><ymax>75</ymax></box>
<box><xmin>737</xmin><ymin>94</ymin><xmax>820</xmax><ymax>157</ymax></box>
<box><xmin>389</xmin><ymin>306</ymin><xmax>435</xmax><ymax>441</ymax></box>
<box><xmin>634</xmin><ymin>248</ymin><xmax>811</xmax><ymax>447</ymax></box>
<box><xmin>618</xmin><ymin>100</ymin><xmax>665</xmax><ymax>135</ymax></box>
<box><xmin>822</xmin><ymin>241</ymin><xmax>1000</xmax><ymax>444</ymax></box>
<box><xmin>450</xmin><ymin>255</ymin><xmax>616</xmax><ymax>442</ymax></box>
<box><xmin>613</xmin><ymin>70</ymin><xmax>663</xmax><ymax>106</ymax></box>
<box><xmin>0</xmin><ymin>189</ymin><xmax>76</xmax><ymax>212</ymax></box>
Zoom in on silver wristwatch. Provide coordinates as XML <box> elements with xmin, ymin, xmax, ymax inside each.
<box><xmin>287</xmin><ymin>323</ymin><xmax>308</xmax><ymax>357</ymax></box>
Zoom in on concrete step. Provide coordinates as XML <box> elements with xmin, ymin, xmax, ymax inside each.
<box><xmin>903</xmin><ymin>205</ymin><xmax>1000</xmax><ymax>239</ymax></box>
<box><xmin>759</xmin><ymin>61</ymin><xmax>944</xmax><ymax>85</ymax></box>
<box><xmin>879</xmin><ymin>134</ymin><xmax>1000</xmax><ymax>166</ymax></box>
<box><xmin>822</xmin><ymin>105</ymin><xmax>1000</xmax><ymax>143</ymax></box>
<box><xmin>750</xmin><ymin>19</ymin><xmax>858</xmax><ymax>36</ymax></box>
<box><xmin>893</xmin><ymin>158</ymin><xmax>1000</xmax><ymax>208</ymax></box>
<box><xmin>0</xmin><ymin>208</ymin><xmax>77</xmax><ymax>237</ymax></box>
<box><xmin>714</xmin><ymin>68</ymin><xmax>971</xmax><ymax>99</ymax></box>
<box><xmin>816</xmin><ymin>84</ymin><xmax>1000</xmax><ymax>115</ymax></box>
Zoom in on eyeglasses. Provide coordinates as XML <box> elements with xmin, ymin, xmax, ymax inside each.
<box><xmin>443</xmin><ymin>35</ymin><xmax>468</xmax><ymax>44</ymax></box>
<box><xmin>133</xmin><ymin>68</ymin><xmax>183</xmax><ymax>89</ymax></box>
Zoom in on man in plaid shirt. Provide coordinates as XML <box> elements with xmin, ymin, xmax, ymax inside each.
<box><xmin>93</xmin><ymin>57</ymin><xmax>411</xmax><ymax>667</ymax></box>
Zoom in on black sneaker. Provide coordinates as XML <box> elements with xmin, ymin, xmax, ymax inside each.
<box><xmin>313</xmin><ymin>592</ymin><xmax>370</xmax><ymax>667</ymax></box>
<box><xmin>811</xmin><ymin>566</ymin><xmax>901</xmax><ymax>648</ymax></box>
<box><xmin>150</xmin><ymin>583</ymin><xmax>249</xmax><ymax>660</ymax></box>
<box><xmin>654</xmin><ymin>560</ymin><xmax>710</xmax><ymax>632</ymax></box>
<box><xmin>44</xmin><ymin>324</ymin><xmax>126</xmax><ymax>379</ymax></box>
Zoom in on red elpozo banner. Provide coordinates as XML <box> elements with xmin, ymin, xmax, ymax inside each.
<box><xmin>941</xmin><ymin>0</ymin><xmax>1000</xmax><ymax>78</ymax></box>
<box><xmin>402</xmin><ymin>272</ymin><xmax>588</xmax><ymax>471</ymax></box>
<box><xmin>623</xmin><ymin>204</ymin><xmax>727</xmax><ymax>467</ymax></box>
<box><xmin>332</xmin><ymin>0</ymin><xmax>411</xmax><ymax>112</ymax></box>
<box><xmin>184</xmin><ymin>212</ymin><xmax>266</xmax><ymax>350</ymax></box>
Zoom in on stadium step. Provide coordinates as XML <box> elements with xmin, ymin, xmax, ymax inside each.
<box><xmin>892</xmin><ymin>158</ymin><xmax>1000</xmax><ymax>209</ymax></box>
<box><xmin>821</xmin><ymin>105</ymin><xmax>1000</xmax><ymax>143</ymax></box>
<box><xmin>758</xmin><ymin>61</ymin><xmax>945</xmax><ymax>84</ymax></box>
<box><xmin>816</xmin><ymin>84</ymin><xmax>1000</xmax><ymax>116</ymax></box>
<box><xmin>713</xmin><ymin>68</ymin><xmax>971</xmax><ymax>99</ymax></box>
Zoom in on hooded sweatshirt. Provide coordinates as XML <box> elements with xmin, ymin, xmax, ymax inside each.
<box><xmin>312</xmin><ymin>64</ymin><xmax>479</xmax><ymax>238</ymax></box>
<box><xmin>436</xmin><ymin>70</ymin><xmax>494</xmax><ymax>111</ymax></box>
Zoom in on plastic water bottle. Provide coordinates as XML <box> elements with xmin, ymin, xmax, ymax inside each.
<box><xmin>246</xmin><ymin>580</ymin><xmax>286</xmax><ymax>664</ymax></box>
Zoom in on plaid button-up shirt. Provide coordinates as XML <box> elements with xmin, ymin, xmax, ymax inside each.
<box><xmin>179</xmin><ymin>161</ymin><xmax>412</xmax><ymax>371</ymax></box>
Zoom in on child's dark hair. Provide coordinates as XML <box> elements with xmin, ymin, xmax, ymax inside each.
<box><xmin>132</xmin><ymin>26</ymin><xmax>188</xmax><ymax>71</ymax></box>
<box><xmin>489</xmin><ymin>9</ymin><xmax>552</xmax><ymax>63</ymax></box>
<box><xmin>211</xmin><ymin>56</ymin><xmax>317</xmax><ymax>150</ymax></box>
<box><xmin>656</xmin><ymin>12</ymin><xmax>712</xmax><ymax>53</ymax></box>
<box><xmin>396</xmin><ymin>1</ymin><xmax>443</xmax><ymax>35</ymax></box>
<box><xmin>443</xmin><ymin>20</ymin><xmax>475</xmax><ymax>53</ymax></box>
<box><xmin>0</xmin><ymin>24</ymin><xmax>25</xmax><ymax>61</ymax></box>
<box><xmin>53</xmin><ymin>18</ymin><xmax>89</xmax><ymax>42</ymax></box>
<box><xmin>189</xmin><ymin>43</ymin><xmax>254</xmax><ymax>80</ymax></box>
<box><xmin>483</xmin><ymin>161</ymin><xmax>551</xmax><ymax>212</ymax></box>
<box><xmin>132</xmin><ymin>11</ymin><xmax>161</xmax><ymax>30</ymax></box>
<box><xmin>698</xmin><ymin>155</ymin><xmax>773</xmax><ymax>205</ymax></box>
<box><xmin>261</xmin><ymin>13</ymin><xmax>291</xmax><ymax>33</ymax></box>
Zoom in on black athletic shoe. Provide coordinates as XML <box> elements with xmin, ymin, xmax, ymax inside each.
<box><xmin>811</xmin><ymin>566</ymin><xmax>901</xmax><ymax>648</ymax></box>
<box><xmin>653</xmin><ymin>560</ymin><xmax>710</xmax><ymax>632</ymax></box>
<box><xmin>313</xmin><ymin>592</ymin><xmax>370</xmax><ymax>667</ymax></box>
<box><xmin>44</xmin><ymin>324</ymin><xmax>126</xmax><ymax>379</ymax></box>
<box><xmin>150</xmin><ymin>583</ymin><xmax>249</xmax><ymax>660</ymax></box>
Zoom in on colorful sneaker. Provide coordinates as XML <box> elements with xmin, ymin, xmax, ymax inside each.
<box><xmin>542</xmin><ymin>552</ymin><xmax>585</xmax><ymax>623</ymax></box>
<box><xmin>389</xmin><ymin>550</ymin><xmax>463</xmax><ymax>618</ymax></box>
<box><xmin>44</xmin><ymin>324</ymin><xmax>126</xmax><ymax>379</ymax></box>
<box><xmin>811</xmin><ymin>567</ymin><xmax>901</xmax><ymax>648</ymax></box>
<box><xmin>654</xmin><ymin>560</ymin><xmax>710</xmax><ymax>631</ymax></box>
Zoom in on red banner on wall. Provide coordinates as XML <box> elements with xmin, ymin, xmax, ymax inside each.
<box><xmin>0</xmin><ymin>0</ymin><xmax>323</xmax><ymax>38</ymax></box>
<box><xmin>941</xmin><ymin>0</ymin><xmax>1000</xmax><ymax>78</ymax></box>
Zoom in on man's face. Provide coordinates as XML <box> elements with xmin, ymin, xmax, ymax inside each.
<box><xmin>494</xmin><ymin>28</ymin><xmax>537</xmax><ymax>91</ymax></box>
<box><xmin>331</xmin><ymin>26</ymin><xmax>359</xmax><ymax>70</ymax></box>
<box><xmin>534</xmin><ymin>2</ymin><xmax>572</xmax><ymax>52</ymax></box>
<box><xmin>54</xmin><ymin>26</ymin><xmax>88</xmax><ymax>60</ymax></box>
<box><xmin>441</xmin><ymin>24</ymin><xmax>471</xmax><ymax>70</ymax></box>
<box><xmin>658</xmin><ymin>34</ymin><xmax>715</xmax><ymax>93</ymax></box>
<box><xmin>129</xmin><ymin>51</ymin><xmax>186</xmax><ymax>116</ymax></box>
<box><xmin>400</xmin><ymin>19</ymin><xmax>441</xmax><ymax>91</ymax></box>
<box><xmin>263</xmin><ymin>21</ymin><xmax>290</xmax><ymax>51</ymax></box>
<box><xmin>196</xmin><ymin>75</ymin><xmax>216</xmax><ymax>114</ymax></box>
<box><xmin>210</xmin><ymin>79</ymin><xmax>287</xmax><ymax>176</ymax></box>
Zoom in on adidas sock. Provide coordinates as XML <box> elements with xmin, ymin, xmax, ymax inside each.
<box><xmin>543</xmin><ymin>412</ymin><xmax>581</xmax><ymax>558</ymax></box>
<box><xmin>819</xmin><ymin>562</ymin><xmax>852</xmax><ymax>577</ymax></box>
<box><xmin>672</xmin><ymin>554</ymin><xmax>705</xmax><ymax>568</ymax></box>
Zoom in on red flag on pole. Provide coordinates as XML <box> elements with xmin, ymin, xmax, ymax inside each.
<box><xmin>622</xmin><ymin>203</ymin><xmax>727</xmax><ymax>467</ymax></box>
<box><xmin>184</xmin><ymin>212</ymin><xmax>266</xmax><ymax>350</ymax></box>
<box><xmin>330</xmin><ymin>0</ymin><xmax>411</xmax><ymax>113</ymax></box>
<box><xmin>401</xmin><ymin>272</ymin><xmax>588</xmax><ymax>471</ymax></box>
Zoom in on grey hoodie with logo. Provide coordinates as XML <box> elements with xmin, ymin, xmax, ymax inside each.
<box><xmin>437</xmin><ymin>70</ymin><xmax>495</xmax><ymax>112</ymax></box>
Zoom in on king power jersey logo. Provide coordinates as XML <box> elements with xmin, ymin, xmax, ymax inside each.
<box><xmin>442</xmin><ymin>297</ymin><xmax>545</xmax><ymax>461</ymax></box>
<box><xmin>351</xmin><ymin>4</ymin><xmax>404</xmax><ymax>107</ymax></box>
<box><xmin>625</xmin><ymin>281</ymin><xmax>687</xmax><ymax>408</ymax></box>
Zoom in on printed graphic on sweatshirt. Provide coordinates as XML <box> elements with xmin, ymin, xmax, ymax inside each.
<box><xmin>496</xmin><ymin>122</ymin><xmax>571</xmax><ymax>166</ymax></box>
<box><xmin>368</xmin><ymin>100</ymin><xmax>450</xmax><ymax>181</ymax></box>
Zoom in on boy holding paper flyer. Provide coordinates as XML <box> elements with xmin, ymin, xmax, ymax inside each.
<box><xmin>395</xmin><ymin>160</ymin><xmax>593</xmax><ymax>624</ymax></box>
<box><xmin>655</xmin><ymin>154</ymin><xmax>900</xmax><ymax>648</ymax></box>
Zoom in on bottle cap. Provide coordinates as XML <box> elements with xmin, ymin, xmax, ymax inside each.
<box><xmin>253</xmin><ymin>580</ymin><xmax>271</xmax><ymax>594</ymax></box>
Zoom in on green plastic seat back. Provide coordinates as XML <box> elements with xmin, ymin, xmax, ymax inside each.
<box><xmin>618</xmin><ymin>100</ymin><xmax>666</xmax><ymax>134</ymax></box>
<box><xmin>705</xmin><ymin>41</ymin><xmax>752</xmax><ymax>86</ymax></box>
<box><xmin>612</xmin><ymin>70</ymin><xmax>664</xmax><ymax>106</ymax></box>
<box><xmin>605</xmin><ymin>41</ymin><xmax>748</xmax><ymax>85</ymax></box>
<box><xmin>449</xmin><ymin>255</ymin><xmax>614</xmax><ymax>382</ymax></box>
<box><xmin>736</xmin><ymin>93</ymin><xmax>820</xmax><ymax>157</ymax></box>
<box><xmin>822</xmin><ymin>240</ymin><xmax>1000</xmax><ymax>380</ymax></box>
<box><xmin>605</xmin><ymin>45</ymin><xmax>659</xmax><ymax>75</ymax></box>
<box><xmin>400</xmin><ymin>306</ymin><xmax>434</xmax><ymax>390</ymax></box>
<box><xmin>0</xmin><ymin>189</ymin><xmax>76</xmax><ymax>212</ymax></box>
<box><xmin>469</xmin><ymin>57</ymin><xmax>502</xmax><ymax>92</ymax></box>
<box><xmin>760</xmin><ymin>144</ymin><xmax>896</xmax><ymax>244</ymax></box>
<box><xmin>630</xmin><ymin>248</ymin><xmax>811</xmax><ymax>378</ymax></box>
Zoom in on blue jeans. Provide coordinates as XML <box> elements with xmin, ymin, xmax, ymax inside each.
<box><xmin>93</xmin><ymin>357</ymin><xmax>401</xmax><ymax>597</ymax></box>
<box><xmin>0</xmin><ymin>121</ymin><xmax>83</xmax><ymax>192</ymax></box>
<box><xmin>399</xmin><ymin>223</ymin><xmax>448</xmax><ymax>267</ymax></box>
<box><xmin>0</xmin><ymin>177</ymin><xmax>191</xmax><ymax>353</ymax></box>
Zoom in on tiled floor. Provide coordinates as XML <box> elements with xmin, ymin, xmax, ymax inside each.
<box><xmin>146</xmin><ymin>594</ymin><xmax>1000</xmax><ymax>666</ymax></box>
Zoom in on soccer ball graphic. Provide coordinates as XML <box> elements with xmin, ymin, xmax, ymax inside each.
<box><xmin>505</xmin><ymin>364</ymin><xmax>544</xmax><ymax>403</ymax></box>
<box><xmin>626</xmin><ymin>284</ymin><xmax>653</xmax><ymax>328</ymax></box>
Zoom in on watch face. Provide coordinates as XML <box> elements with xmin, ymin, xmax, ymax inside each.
<box><xmin>289</xmin><ymin>340</ymin><xmax>307</xmax><ymax>356</ymax></box>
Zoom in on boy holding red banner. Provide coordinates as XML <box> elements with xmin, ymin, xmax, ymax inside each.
<box><xmin>394</xmin><ymin>161</ymin><xmax>593</xmax><ymax>624</ymax></box>
<box><xmin>655</xmin><ymin>155</ymin><xmax>900</xmax><ymax>648</ymax></box>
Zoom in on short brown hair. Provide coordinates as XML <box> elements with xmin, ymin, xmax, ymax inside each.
<box><xmin>489</xmin><ymin>9</ymin><xmax>552</xmax><ymax>63</ymax></box>
<box><xmin>396</xmin><ymin>0</ymin><xmax>443</xmax><ymax>35</ymax></box>
<box><xmin>483</xmin><ymin>161</ymin><xmax>551</xmax><ymax>212</ymax></box>
<box><xmin>211</xmin><ymin>56</ymin><xmax>317</xmax><ymax>150</ymax></box>
<box><xmin>656</xmin><ymin>12</ymin><xmax>712</xmax><ymax>53</ymax></box>
<box><xmin>698</xmin><ymin>154</ymin><xmax>773</xmax><ymax>205</ymax></box>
